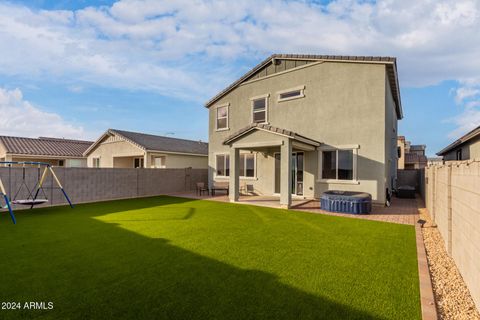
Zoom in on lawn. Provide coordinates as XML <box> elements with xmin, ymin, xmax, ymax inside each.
<box><xmin>0</xmin><ymin>196</ymin><xmax>420</xmax><ymax>319</ymax></box>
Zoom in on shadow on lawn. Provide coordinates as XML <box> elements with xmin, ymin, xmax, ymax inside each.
<box><xmin>1</xmin><ymin>196</ymin><xmax>386</xmax><ymax>320</ymax></box>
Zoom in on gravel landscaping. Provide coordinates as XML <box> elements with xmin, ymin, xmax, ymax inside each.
<box><xmin>418</xmin><ymin>205</ymin><xmax>480</xmax><ymax>320</ymax></box>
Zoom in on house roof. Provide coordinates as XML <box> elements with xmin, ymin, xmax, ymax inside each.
<box><xmin>405</xmin><ymin>153</ymin><xmax>427</xmax><ymax>164</ymax></box>
<box><xmin>205</xmin><ymin>53</ymin><xmax>403</xmax><ymax>119</ymax></box>
<box><xmin>84</xmin><ymin>129</ymin><xmax>208</xmax><ymax>156</ymax></box>
<box><xmin>437</xmin><ymin>125</ymin><xmax>480</xmax><ymax>156</ymax></box>
<box><xmin>0</xmin><ymin>136</ymin><xmax>93</xmax><ymax>157</ymax></box>
<box><xmin>223</xmin><ymin>123</ymin><xmax>321</xmax><ymax>146</ymax></box>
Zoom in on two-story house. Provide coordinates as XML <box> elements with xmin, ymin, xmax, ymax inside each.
<box><xmin>437</xmin><ymin>125</ymin><xmax>480</xmax><ymax>161</ymax></box>
<box><xmin>206</xmin><ymin>54</ymin><xmax>402</xmax><ymax>208</ymax></box>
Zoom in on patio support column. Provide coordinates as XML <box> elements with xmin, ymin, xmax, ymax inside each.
<box><xmin>229</xmin><ymin>147</ymin><xmax>240</xmax><ymax>202</ymax></box>
<box><xmin>280</xmin><ymin>138</ymin><xmax>292</xmax><ymax>209</ymax></box>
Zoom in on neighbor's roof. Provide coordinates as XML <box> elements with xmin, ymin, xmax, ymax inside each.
<box><xmin>223</xmin><ymin>123</ymin><xmax>321</xmax><ymax>146</ymax></box>
<box><xmin>84</xmin><ymin>129</ymin><xmax>208</xmax><ymax>156</ymax></box>
<box><xmin>205</xmin><ymin>54</ymin><xmax>403</xmax><ymax>119</ymax></box>
<box><xmin>437</xmin><ymin>125</ymin><xmax>480</xmax><ymax>156</ymax></box>
<box><xmin>0</xmin><ymin>136</ymin><xmax>93</xmax><ymax>157</ymax></box>
<box><xmin>405</xmin><ymin>153</ymin><xmax>427</xmax><ymax>164</ymax></box>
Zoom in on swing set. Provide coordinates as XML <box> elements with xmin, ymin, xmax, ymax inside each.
<box><xmin>0</xmin><ymin>161</ymin><xmax>74</xmax><ymax>224</ymax></box>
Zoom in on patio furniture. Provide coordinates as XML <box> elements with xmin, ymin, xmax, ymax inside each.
<box><xmin>196</xmin><ymin>182</ymin><xmax>209</xmax><ymax>196</ymax></box>
<box><xmin>240</xmin><ymin>183</ymin><xmax>254</xmax><ymax>195</ymax></box>
<box><xmin>211</xmin><ymin>181</ymin><xmax>229</xmax><ymax>196</ymax></box>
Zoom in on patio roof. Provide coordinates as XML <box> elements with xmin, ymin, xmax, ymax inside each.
<box><xmin>222</xmin><ymin>123</ymin><xmax>321</xmax><ymax>147</ymax></box>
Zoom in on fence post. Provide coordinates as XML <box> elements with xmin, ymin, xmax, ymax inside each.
<box><xmin>432</xmin><ymin>166</ymin><xmax>436</xmax><ymax>222</ymax></box>
<box><xmin>447</xmin><ymin>164</ymin><xmax>453</xmax><ymax>255</ymax></box>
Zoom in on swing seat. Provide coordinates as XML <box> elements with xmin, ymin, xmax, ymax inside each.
<box><xmin>11</xmin><ymin>199</ymin><xmax>48</xmax><ymax>206</ymax></box>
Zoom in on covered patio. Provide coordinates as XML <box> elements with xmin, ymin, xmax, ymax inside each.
<box><xmin>222</xmin><ymin>123</ymin><xmax>321</xmax><ymax>209</ymax></box>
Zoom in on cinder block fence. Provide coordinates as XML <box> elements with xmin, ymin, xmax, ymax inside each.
<box><xmin>425</xmin><ymin>159</ymin><xmax>480</xmax><ymax>309</ymax></box>
<box><xmin>0</xmin><ymin>167</ymin><xmax>208</xmax><ymax>208</ymax></box>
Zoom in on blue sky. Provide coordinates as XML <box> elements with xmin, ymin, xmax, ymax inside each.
<box><xmin>1</xmin><ymin>0</ymin><xmax>479</xmax><ymax>157</ymax></box>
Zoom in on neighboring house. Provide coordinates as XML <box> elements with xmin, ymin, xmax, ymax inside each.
<box><xmin>427</xmin><ymin>157</ymin><xmax>443</xmax><ymax>166</ymax></box>
<box><xmin>437</xmin><ymin>125</ymin><xmax>480</xmax><ymax>161</ymax></box>
<box><xmin>206</xmin><ymin>54</ymin><xmax>403</xmax><ymax>207</ymax></box>
<box><xmin>0</xmin><ymin>136</ymin><xmax>92</xmax><ymax>167</ymax></box>
<box><xmin>84</xmin><ymin>129</ymin><xmax>208</xmax><ymax>169</ymax></box>
<box><xmin>397</xmin><ymin>136</ymin><xmax>427</xmax><ymax>169</ymax></box>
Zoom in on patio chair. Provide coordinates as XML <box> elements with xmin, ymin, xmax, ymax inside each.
<box><xmin>196</xmin><ymin>182</ymin><xmax>209</xmax><ymax>196</ymax></box>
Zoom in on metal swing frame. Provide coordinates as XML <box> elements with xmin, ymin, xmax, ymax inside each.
<box><xmin>0</xmin><ymin>161</ymin><xmax>74</xmax><ymax>224</ymax></box>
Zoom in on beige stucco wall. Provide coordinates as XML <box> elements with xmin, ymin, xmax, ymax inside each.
<box><xmin>87</xmin><ymin>134</ymin><xmax>208</xmax><ymax>169</ymax></box>
<box><xmin>426</xmin><ymin>161</ymin><xmax>480</xmax><ymax>310</ymax></box>
<box><xmin>147</xmin><ymin>152</ymin><xmax>208</xmax><ymax>169</ymax></box>
<box><xmin>208</xmin><ymin>61</ymin><xmax>397</xmax><ymax>203</ymax></box>
<box><xmin>397</xmin><ymin>138</ymin><xmax>405</xmax><ymax>169</ymax></box>
<box><xmin>442</xmin><ymin>136</ymin><xmax>480</xmax><ymax>161</ymax></box>
<box><xmin>87</xmin><ymin>137</ymin><xmax>144</xmax><ymax>168</ymax></box>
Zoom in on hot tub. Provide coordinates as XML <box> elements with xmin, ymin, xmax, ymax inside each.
<box><xmin>320</xmin><ymin>191</ymin><xmax>372</xmax><ymax>214</ymax></box>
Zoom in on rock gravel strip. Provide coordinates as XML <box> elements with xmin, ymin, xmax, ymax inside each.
<box><xmin>418</xmin><ymin>202</ymin><xmax>480</xmax><ymax>320</ymax></box>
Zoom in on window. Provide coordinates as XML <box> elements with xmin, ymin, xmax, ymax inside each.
<box><xmin>240</xmin><ymin>153</ymin><xmax>255</xmax><ymax>177</ymax></box>
<box><xmin>92</xmin><ymin>158</ymin><xmax>100</xmax><ymax>168</ymax></box>
<box><xmin>215</xmin><ymin>153</ymin><xmax>256</xmax><ymax>178</ymax></box>
<box><xmin>134</xmin><ymin>157</ymin><xmax>144</xmax><ymax>168</ymax></box>
<box><xmin>456</xmin><ymin>149</ymin><xmax>462</xmax><ymax>160</ymax></box>
<box><xmin>320</xmin><ymin>148</ymin><xmax>356</xmax><ymax>181</ymax></box>
<box><xmin>216</xmin><ymin>104</ymin><xmax>229</xmax><ymax>130</ymax></box>
<box><xmin>154</xmin><ymin>156</ymin><xmax>166</xmax><ymax>168</ymax></box>
<box><xmin>68</xmin><ymin>159</ymin><xmax>84</xmax><ymax>168</ymax></box>
<box><xmin>277</xmin><ymin>86</ymin><xmax>305</xmax><ymax>102</ymax></box>
<box><xmin>216</xmin><ymin>154</ymin><xmax>230</xmax><ymax>177</ymax></box>
<box><xmin>251</xmin><ymin>96</ymin><xmax>268</xmax><ymax>123</ymax></box>
<box><xmin>58</xmin><ymin>160</ymin><xmax>64</xmax><ymax>167</ymax></box>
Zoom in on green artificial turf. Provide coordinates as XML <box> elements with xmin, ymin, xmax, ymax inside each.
<box><xmin>0</xmin><ymin>196</ymin><xmax>421</xmax><ymax>319</ymax></box>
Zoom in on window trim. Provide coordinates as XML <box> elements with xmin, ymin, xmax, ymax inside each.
<box><xmin>214</xmin><ymin>152</ymin><xmax>257</xmax><ymax>180</ymax></box>
<box><xmin>133</xmin><ymin>157</ymin><xmax>144</xmax><ymax>168</ymax></box>
<box><xmin>317</xmin><ymin>145</ymin><xmax>359</xmax><ymax>184</ymax></box>
<box><xmin>215</xmin><ymin>103</ymin><xmax>230</xmax><ymax>132</ymax></box>
<box><xmin>92</xmin><ymin>157</ymin><xmax>100</xmax><ymax>168</ymax></box>
<box><xmin>250</xmin><ymin>94</ymin><xmax>269</xmax><ymax>124</ymax></box>
<box><xmin>277</xmin><ymin>85</ymin><xmax>305</xmax><ymax>102</ymax></box>
<box><xmin>154</xmin><ymin>156</ymin><xmax>166</xmax><ymax>168</ymax></box>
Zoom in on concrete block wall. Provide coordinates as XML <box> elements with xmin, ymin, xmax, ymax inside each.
<box><xmin>0</xmin><ymin>167</ymin><xmax>208</xmax><ymax>208</ymax></box>
<box><xmin>425</xmin><ymin>160</ymin><xmax>480</xmax><ymax>309</ymax></box>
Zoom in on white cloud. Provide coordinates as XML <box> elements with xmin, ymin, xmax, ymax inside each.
<box><xmin>0</xmin><ymin>87</ymin><xmax>86</xmax><ymax>139</ymax></box>
<box><xmin>1</xmin><ymin>0</ymin><xmax>480</xmax><ymax>96</ymax></box>
<box><xmin>0</xmin><ymin>0</ymin><xmax>480</xmax><ymax>137</ymax></box>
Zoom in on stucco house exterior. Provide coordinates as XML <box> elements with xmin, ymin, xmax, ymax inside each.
<box><xmin>0</xmin><ymin>135</ymin><xmax>92</xmax><ymax>167</ymax></box>
<box><xmin>206</xmin><ymin>54</ymin><xmax>403</xmax><ymax>208</ymax></box>
<box><xmin>397</xmin><ymin>136</ymin><xmax>427</xmax><ymax>169</ymax></box>
<box><xmin>437</xmin><ymin>125</ymin><xmax>480</xmax><ymax>161</ymax></box>
<box><xmin>84</xmin><ymin>129</ymin><xmax>208</xmax><ymax>169</ymax></box>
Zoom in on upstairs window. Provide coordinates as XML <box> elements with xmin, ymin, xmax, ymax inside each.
<box><xmin>251</xmin><ymin>95</ymin><xmax>268</xmax><ymax>123</ymax></box>
<box><xmin>277</xmin><ymin>86</ymin><xmax>305</xmax><ymax>102</ymax></box>
<box><xmin>216</xmin><ymin>104</ymin><xmax>229</xmax><ymax>131</ymax></box>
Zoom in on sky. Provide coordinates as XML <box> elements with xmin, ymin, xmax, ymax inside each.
<box><xmin>0</xmin><ymin>0</ymin><xmax>479</xmax><ymax>156</ymax></box>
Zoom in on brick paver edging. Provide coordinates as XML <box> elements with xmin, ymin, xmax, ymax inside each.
<box><xmin>416</xmin><ymin>222</ymin><xmax>438</xmax><ymax>320</ymax></box>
